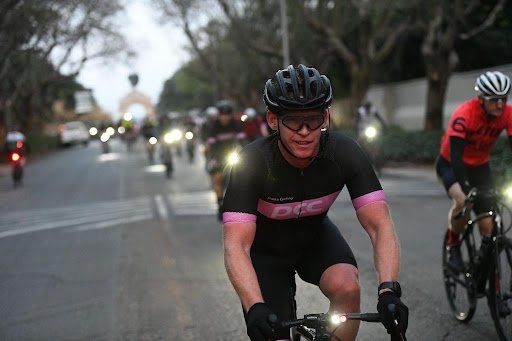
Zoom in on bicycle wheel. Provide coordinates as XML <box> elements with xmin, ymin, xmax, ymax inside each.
<box><xmin>488</xmin><ymin>238</ymin><xmax>512</xmax><ymax>341</ymax></box>
<box><xmin>442</xmin><ymin>229</ymin><xmax>477</xmax><ymax>322</ymax></box>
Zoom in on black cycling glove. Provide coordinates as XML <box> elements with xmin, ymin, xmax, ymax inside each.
<box><xmin>377</xmin><ymin>292</ymin><xmax>409</xmax><ymax>340</ymax></box>
<box><xmin>246</xmin><ymin>303</ymin><xmax>277</xmax><ymax>341</ymax></box>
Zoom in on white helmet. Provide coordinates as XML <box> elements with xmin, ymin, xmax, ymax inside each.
<box><xmin>475</xmin><ymin>71</ymin><xmax>511</xmax><ymax>96</ymax></box>
<box><xmin>205</xmin><ymin>106</ymin><xmax>219</xmax><ymax>118</ymax></box>
<box><xmin>245</xmin><ymin>107</ymin><xmax>257</xmax><ymax>119</ymax></box>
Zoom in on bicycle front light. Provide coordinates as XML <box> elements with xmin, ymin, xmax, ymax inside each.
<box><xmin>364</xmin><ymin>126</ymin><xmax>377</xmax><ymax>138</ymax></box>
<box><xmin>100</xmin><ymin>132</ymin><xmax>110</xmax><ymax>142</ymax></box>
<box><xmin>149</xmin><ymin>137</ymin><xmax>158</xmax><ymax>145</ymax></box>
<box><xmin>330</xmin><ymin>313</ymin><xmax>347</xmax><ymax>325</ymax></box>
<box><xmin>504</xmin><ymin>185</ymin><xmax>512</xmax><ymax>200</ymax></box>
<box><xmin>227</xmin><ymin>151</ymin><xmax>239</xmax><ymax>165</ymax></box>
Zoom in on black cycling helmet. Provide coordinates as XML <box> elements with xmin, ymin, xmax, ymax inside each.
<box><xmin>264</xmin><ymin>64</ymin><xmax>333</xmax><ymax>114</ymax></box>
<box><xmin>475</xmin><ymin>71</ymin><xmax>511</xmax><ymax>96</ymax></box>
<box><xmin>216</xmin><ymin>100</ymin><xmax>234</xmax><ymax>114</ymax></box>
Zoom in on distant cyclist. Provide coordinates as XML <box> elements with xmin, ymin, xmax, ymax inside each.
<box><xmin>355</xmin><ymin>100</ymin><xmax>387</xmax><ymax>141</ymax></box>
<box><xmin>4</xmin><ymin>128</ymin><xmax>28</xmax><ymax>160</ymax></box>
<box><xmin>436</xmin><ymin>71</ymin><xmax>512</xmax><ymax>276</ymax></box>
<box><xmin>223</xmin><ymin>64</ymin><xmax>408</xmax><ymax>341</ymax></box>
<box><xmin>205</xmin><ymin>100</ymin><xmax>245</xmax><ymax>220</ymax></box>
<box><xmin>242</xmin><ymin>107</ymin><xmax>267</xmax><ymax>143</ymax></box>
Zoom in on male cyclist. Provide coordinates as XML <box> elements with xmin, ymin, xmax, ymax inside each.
<box><xmin>223</xmin><ymin>64</ymin><xmax>408</xmax><ymax>341</ymax></box>
<box><xmin>205</xmin><ymin>100</ymin><xmax>245</xmax><ymax>221</ymax></box>
<box><xmin>436</xmin><ymin>71</ymin><xmax>512</xmax><ymax>279</ymax></box>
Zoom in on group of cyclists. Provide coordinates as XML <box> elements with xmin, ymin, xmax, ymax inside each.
<box><xmin>3</xmin><ymin>63</ymin><xmax>510</xmax><ymax>340</ymax></box>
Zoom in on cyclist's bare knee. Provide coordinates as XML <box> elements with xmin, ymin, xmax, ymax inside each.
<box><xmin>319</xmin><ymin>264</ymin><xmax>360</xmax><ymax>309</ymax></box>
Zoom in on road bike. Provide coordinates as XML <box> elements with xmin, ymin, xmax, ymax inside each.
<box><xmin>275</xmin><ymin>271</ymin><xmax>406</xmax><ymax>341</ymax></box>
<box><xmin>442</xmin><ymin>188</ymin><xmax>512</xmax><ymax>340</ymax></box>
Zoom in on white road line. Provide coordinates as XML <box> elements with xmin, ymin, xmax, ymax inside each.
<box><xmin>0</xmin><ymin>208</ymin><xmax>153</xmax><ymax>239</ymax></box>
<box><xmin>0</xmin><ymin>197</ymin><xmax>150</xmax><ymax>223</ymax></box>
<box><xmin>0</xmin><ymin>205</ymin><xmax>152</xmax><ymax>227</ymax></box>
<box><xmin>167</xmin><ymin>191</ymin><xmax>218</xmax><ymax>216</ymax></box>
<box><xmin>1</xmin><ymin>207</ymin><xmax>151</xmax><ymax>231</ymax></box>
<box><xmin>72</xmin><ymin>214</ymin><xmax>154</xmax><ymax>232</ymax></box>
<box><xmin>154</xmin><ymin>195</ymin><xmax>168</xmax><ymax>220</ymax></box>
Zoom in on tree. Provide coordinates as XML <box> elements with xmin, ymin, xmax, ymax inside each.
<box><xmin>0</xmin><ymin>0</ymin><xmax>129</xmax><ymax>132</ymax></box>
<box><xmin>419</xmin><ymin>0</ymin><xmax>507</xmax><ymax>130</ymax></box>
<box><xmin>302</xmin><ymin>0</ymin><xmax>417</xmax><ymax>118</ymax></box>
<box><xmin>156</xmin><ymin>61</ymin><xmax>214</xmax><ymax>114</ymax></box>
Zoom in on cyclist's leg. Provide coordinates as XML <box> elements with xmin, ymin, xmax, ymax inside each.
<box><xmin>296</xmin><ymin>217</ymin><xmax>359</xmax><ymax>341</ymax></box>
<box><xmin>208</xmin><ymin>161</ymin><xmax>224</xmax><ymax>220</ymax></box>
<box><xmin>248</xmin><ymin>251</ymin><xmax>296</xmax><ymax>340</ymax></box>
<box><xmin>212</xmin><ymin>171</ymin><xmax>223</xmax><ymax>198</ymax></box>
<box><xmin>468</xmin><ymin>163</ymin><xmax>493</xmax><ymax>236</ymax></box>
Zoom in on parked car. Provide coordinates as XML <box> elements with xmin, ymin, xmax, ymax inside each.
<box><xmin>58</xmin><ymin>121</ymin><xmax>89</xmax><ymax>146</ymax></box>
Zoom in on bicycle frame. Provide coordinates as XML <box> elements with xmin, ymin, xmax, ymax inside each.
<box><xmin>444</xmin><ymin>188</ymin><xmax>512</xmax><ymax>340</ymax></box>
<box><xmin>457</xmin><ymin>196</ymin><xmax>509</xmax><ymax>293</ymax></box>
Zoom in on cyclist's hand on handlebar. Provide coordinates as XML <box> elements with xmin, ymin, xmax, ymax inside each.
<box><xmin>377</xmin><ymin>292</ymin><xmax>408</xmax><ymax>340</ymax></box>
<box><xmin>246</xmin><ymin>303</ymin><xmax>278</xmax><ymax>341</ymax></box>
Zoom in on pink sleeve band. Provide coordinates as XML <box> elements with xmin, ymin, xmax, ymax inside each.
<box><xmin>223</xmin><ymin>212</ymin><xmax>257</xmax><ymax>224</ymax></box>
<box><xmin>352</xmin><ymin>190</ymin><xmax>386</xmax><ymax>211</ymax></box>
<box><xmin>207</xmin><ymin>137</ymin><xmax>216</xmax><ymax>144</ymax></box>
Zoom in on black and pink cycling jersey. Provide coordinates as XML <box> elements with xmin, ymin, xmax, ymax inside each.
<box><xmin>223</xmin><ymin>132</ymin><xmax>385</xmax><ymax>227</ymax></box>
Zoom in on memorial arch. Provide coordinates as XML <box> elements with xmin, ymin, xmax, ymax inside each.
<box><xmin>118</xmin><ymin>90</ymin><xmax>155</xmax><ymax>120</ymax></box>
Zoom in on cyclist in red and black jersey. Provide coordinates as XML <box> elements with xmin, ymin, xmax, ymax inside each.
<box><xmin>223</xmin><ymin>65</ymin><xmax>408</xmax><ymax>341</ymax></box>
<box><xmin>436</xmin><ymin>71</ymin><xmax>512</xmax><ymax>273</ymax></box>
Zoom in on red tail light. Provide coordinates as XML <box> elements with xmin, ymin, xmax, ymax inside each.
<box><xmin>16</xmin><ymin>141</ymin><xmax>23</xmax><ymax>148</ymax></box>
<box><xmin>11</xmin><ymin>153</ymin><xmax>20</xmax><ymax>162</ymax></box>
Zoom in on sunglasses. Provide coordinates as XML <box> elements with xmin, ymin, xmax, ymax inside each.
<box><xmin>280</xmin><ymin>113</ymin><xmax>326</xmax><ymax>131</ymax></box>
<box><xmin>482</xmin><ymin>95</ymin><xmax>508</xmax><ymax>104</ymax></box>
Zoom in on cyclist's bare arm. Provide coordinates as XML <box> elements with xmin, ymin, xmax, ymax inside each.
<box><xmin>223</xmin><ymin>221</ymin><xmax>264</xmax><ymax>311</ymax></box>
<box><xmin>356</xmin><ymin>202</ymin><xmax>400</xmax><ymax>286</ymax></box>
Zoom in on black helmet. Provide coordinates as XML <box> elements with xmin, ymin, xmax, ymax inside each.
<box><xmin>216</xmin><ymin>100</ymin><xmax>234</xmax><ymax>114</ymax></box>
<box><xmin>263</xmin><ymin>64</ymin><xmax>333</xmax><ymax>114</ymax></box>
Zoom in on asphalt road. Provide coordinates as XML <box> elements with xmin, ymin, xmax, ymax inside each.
<box><xmin>0</xmin><ymin>137</ymin><xmax>506</xmax><ymax>340</ymax></box>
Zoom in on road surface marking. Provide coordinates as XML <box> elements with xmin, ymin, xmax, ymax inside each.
<box><xmin>154</xmin><ymin>194</ymin><xmax>169</xmax><ymax>220</ymax></box>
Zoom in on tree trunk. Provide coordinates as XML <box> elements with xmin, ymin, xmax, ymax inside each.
<box><xmin>424</xmin><ymin>55</ymin><xmax>451</xmax><ymax>131</ymax></box>
<box><xmin>349</xmin><ymin>63</ymin><xmax>371</xmax><ymax>125</ymax></box>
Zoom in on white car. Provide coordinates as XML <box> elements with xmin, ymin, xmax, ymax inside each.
<box><xmin>59</xmin><ymin>121</ymin><xmax>89</xmax><ymax>146</ymax></box>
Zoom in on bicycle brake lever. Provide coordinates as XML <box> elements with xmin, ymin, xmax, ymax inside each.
<box><xmin>387</xmin><ymin>304</ymin><xmax>407</xmax><ymax>341</ymax></box>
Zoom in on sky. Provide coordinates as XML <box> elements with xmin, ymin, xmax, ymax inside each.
<box><xmin>77</xmin><ymin>1</ymin><xmax>190</xmax><ymax>121</ymax></box>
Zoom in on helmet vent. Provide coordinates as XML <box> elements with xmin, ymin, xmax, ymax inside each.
<box><xmin>285</xmin><ymin>83</ymin><xmax>295</xmax><ymax>99</ymax></box>
<box><xmin>310</xmin><ymin>81</ymin><xmax>318</xmax><ymax>98</ymax></box>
